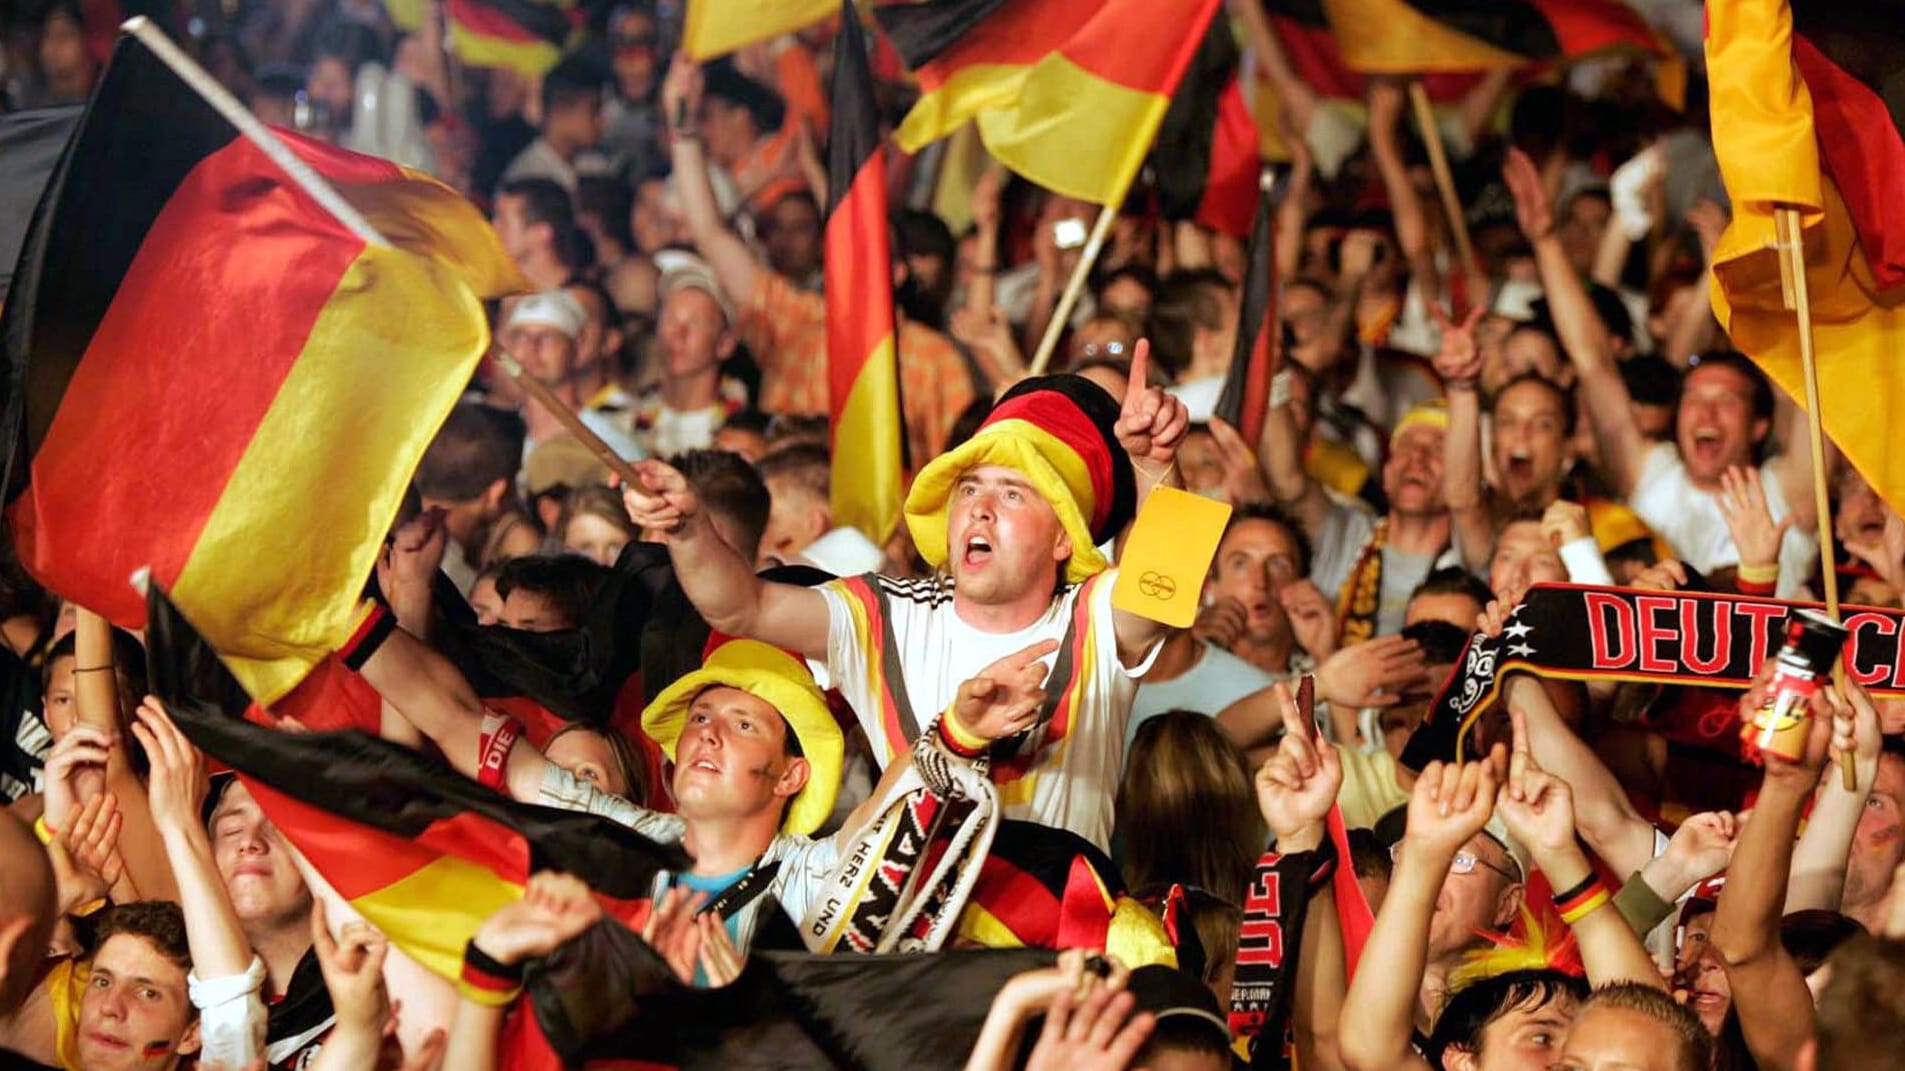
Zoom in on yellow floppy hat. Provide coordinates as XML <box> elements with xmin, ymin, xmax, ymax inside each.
<box><xmin>905</xmin><ymin>375</ymin><xmax>1137</xmax><ymax>584</ymax></box>
<box><xmin>641</xmin><ymin>637</ymin><xmax>843</xmax><ymax>836</ymax></box>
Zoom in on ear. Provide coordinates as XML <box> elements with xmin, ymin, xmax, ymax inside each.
<box><xmin>1442</xmin><ymin>1044</ymin><xmax>1480</xmax><ymax>1071</ymax></box>
<box><xmin>176</xmin><ymin>1019</ymin><xmax>202</xmax><ymax>1057</ymax></box>
<box><xmin>1495</xmin><ymin>882</ymin><xmax>1525</xmax><ymax>930</ymax></box>
<box><xmin>1052</xmin><ymin>525</ymin><xmax>1074</xmax><ymax>564</ymax></box>
<box><xmin>801</xmin><ymin>503</ymin><xmax>831</xmax><ymax>545</ymax></box>
<box><xmin>716</xmin><ymin>328</ymin><xmax>737</xmax><ymax>362</ymax></box>
<box><xmin>1752</xmin><ymin>416</ymin><xmax>1772</xmax><ymax>446</ymax></box>
<box><xmin>0</xmin><ymin>915</ymin><xmax>34</xmax><ymax>987</ymax></box>
<box><xmin>483</xmin><ymin>478</ymin><xmax>511</xmax><ymax>514</ymax></box>
<box><xmin>774</xmin><ymin>756</ymin><xmax>811</xmax><ymax>800</ymax></box>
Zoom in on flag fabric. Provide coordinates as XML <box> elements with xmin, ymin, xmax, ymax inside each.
<box><xmin>1707</xmin><ymin>0</ymin><xmax>1905</xmax><ymax>524</ymax></box>
<box><xmin>387</xmin><ymin>0</ymin><xmax>575</xmax><ymax>74</ymax></box>
<box><xmin>878</xmin><ymin>0</ymin><xmax>1225</xmax><ymax>205</ymax></box>
<box><xmin>1213</xmin><ymin>173</ymin><xmax>1277</xmax><ymax>445</ymax></box>
<box><xmin>1319</xmin><ymin>0</ymin><xmax>1671</xmax><ymax>73</ymax></box>
<box><xmin>1151</xmin><ymin>24</ymin><xmax>1260</xmax><ymax>238</ymax></box>
<box><xmin>683</xmin><ymin>0</ymin><xmax>836</xmax><ymax>62</ymax></box>
<box><xmin>0</xmin><ymin>25</ymin><xmax>522</xmax><ymax>705</ymax></box>
<box><xmin>0</xmin><ymin>103</ymin><xmax>81</xmax><ymax>305</ymax></box>
<box><xmin>826</xmin><ymin>1</ymin><xmax>905</xmax><ymax>543</ymax></box>
<box><xmin>143</xmin><ymin>585</ymin><xmax>687</xmax><ymax>1071</ymax></box>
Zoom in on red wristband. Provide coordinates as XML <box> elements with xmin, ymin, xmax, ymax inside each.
<box><xmin>477</xmin><ymin>711</ymin><xmax>522</xmax><ymax>790</ymax></box>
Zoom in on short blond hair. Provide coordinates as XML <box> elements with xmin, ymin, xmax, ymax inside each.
<box><xmin>1581</xmin><ymin>983</ymin><xmax>1711</xmax><ymax>1071</ymax></box>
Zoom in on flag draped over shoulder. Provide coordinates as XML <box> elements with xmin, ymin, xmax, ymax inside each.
<box><xmin>878</xmin><ymin>0</ymin><xmax>1224</xmax><ymax>205</ymax></box>
<box><xmin>0</xmin><ymin>25</ymin><xmax>523</xmax><ymax>705</ymax></box>
<box><xmin>826</xmin><ymin>2</ymin><xmax>904</xmax><ymax>544</ymax></box>
<box><xmin>683</xmin><ymin>0</ymin><xmax>835</xmax><ymax>61</ymax></box>
<box><xmin>1707</xmin><ymin>0</ymin><xmax>1905</xmax><ymax>523</ymax></box>
<box><xmin>387</xmin><ymin>0</ymin><xmax>575</xmax><ymax>74</ymax></box>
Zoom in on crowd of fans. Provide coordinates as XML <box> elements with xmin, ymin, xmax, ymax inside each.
<box><xmin>4</xmin><ymin>0</ymin><xmax>1905</xmax><ymax>1069</ymax></box>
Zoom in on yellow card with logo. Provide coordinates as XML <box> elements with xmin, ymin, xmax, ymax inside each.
<box><xmin>1111</xmin><ymin>485</ymin><xmax>1232</xmax><ymax>628</ymax></box>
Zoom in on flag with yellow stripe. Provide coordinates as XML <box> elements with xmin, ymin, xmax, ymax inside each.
<box><xmin>1707</xmin><ymin>0</ymin><xmax>1905</xmax><ymax>522</ymax></box>
<box><xmin>877</xmin><ymin>0</ymin><xmax>1223</xmax><ymax>205</ymax></box>
<box><xmin>826</xmin><ymin>0</ymin><xmax>903</xmax><ymax>543</ymax></box>
<box><xmin>684</xmin><ymin>0</ymin><xmax>835</xmax><ymax>61</ymax></box>
<box><xmin>0</xmin><ymin>25</ymin><xmax>524</xmax><ymax>705</ymax></box>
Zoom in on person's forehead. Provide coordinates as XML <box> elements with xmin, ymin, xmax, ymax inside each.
<box><xmin>960</xmin><ymin>465</ymin><xmax>1036</xmax><ymax>489</ymax></box>
<box><xmin>94</xmin><ymin>935</ymin><xmax>185</xmax><ymax>987</ymax></box>
<box><xmin>210</xmin><ymin>780</ymin><xmax>261</xmax><ymax>824</ymax></box>
<box><xmin>1494</xmin><ymin>379</ymin><xmax>1566</xmax><ymax>420</ymax></box>
<box><xmin>1394</xmin><ymin>424</ymin><xmax>1445</xmax><ymax>451</ymax></box>
<box><xmin>1493</xmin><ymin>992</ymin><xmax>1578</xmax><ymax>1030</ymax></box>
<box><xmin>692</xmin><ymin>684</ymin><xmax>785</xmax><ymax>726</ymax></box>
<box><xmin>1220</xmin><ymin>518</ymin><xmax>1296</xmax><ymax>557</ymax></box>
<box><xmin>1496</xmin><ymin>521</ymin><xmax>1549</xmax><ymax>551</ymax></box>
<box><xmin>1564</xmin><ymin>1005</ymin><xmax>1672</xmax><ymax>1062</ymax></box>
<box><xmin>1684</xmin><ymin>362</ymin><xmax>1752</xmax><ymax>396</ymax></box>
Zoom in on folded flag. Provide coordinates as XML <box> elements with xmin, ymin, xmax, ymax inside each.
<box><xmin>0</xmin><ymin>22</ymin><xmax>523</xmax><ymax>705</ymax></box>
<box><xmin>878</xmin><ymin>0</ymin><xmax>1224</xmax><ymax>205</ymax></box>
<box><xmin>1708</xmin><ymin>0</ymin><xmax>1905</xmax><ymax>522</ymax></box>
<box><xmin>1399</xmin><ymin>583</ymin><xmax>1905</xmax><ymax>769</ymax></box>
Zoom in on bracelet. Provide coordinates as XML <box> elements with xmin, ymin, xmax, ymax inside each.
<box><xmin>33</xmin><ymin>815</ymin><xmax>54</xmax><ymax>845</ymax></box>
<box><xmin>1443</xmin><ymin>378</ymin><xmax>1478</xmax><ymax>393</ymax></box>
<box><xmin>72</xmin><ymin>666</ymin><xmax>115</xmax><ymax>674</ymax></box>
<box><xmin>1555</xmin><ymin>877</ymin><xmax>1612</xmax><ymax>925</ymax></box>
<box><xmin>935</xmin><ymin>710</ymin><xmax>989</xmax><ymax>758</ymax></box>
<box><xmin>459</xmin><ymin>939</ymin><xmax>525</xmax><ymax>1005</ymax></box>
<box><xmin>1736</xmin><ymin>561</ymin><xmax>1780</xmax><ymax>586</ymax></box>
<box><xmin>1549</xmin><ymin>873</ymin><xmax>1598</xmax><ymax>905</ymax></box>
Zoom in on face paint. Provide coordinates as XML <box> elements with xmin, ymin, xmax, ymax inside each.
<box><xmin>141</xmin><ymin>1040</ymin><xmax>173</xmax><ymax>1058</ymax></box>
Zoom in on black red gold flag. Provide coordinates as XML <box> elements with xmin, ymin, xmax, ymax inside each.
<box><xmin>1213</xmin><ymin>174</ymin><xmax>1278</xmax><ymax>445</ymax></box>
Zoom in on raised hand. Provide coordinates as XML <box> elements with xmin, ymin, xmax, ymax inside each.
<box><xmin>1836</xmin><ymin>678</ymin><xmax>1885</xmax><ymax>789</ymax></box>
<box><xmin>1657</xmin><ymin>811</ymin><xmax>1738</xmax><ymax>891</ymax></box>
<box><xmin>131</xmin><ymin>697</ymin><xmax>207</xmax><ymax>837</ymax></box>
<box><xmin>695</xmin><ymin>912</ymin><xmax>746</xmax><ymax>987</ymax></box>
<box><xmin>970</xmin><ymin>165</ymin><xmax>1006</xmax><ymax>235</ymax></box>
<box><xmin>1278</xmin><ymin>579</ymin><xmax>1340</xmax><ymax>661</ymax></box>
<box><xmin>641</xmin><ymin>884</ymin><xmax>705</xmax><ymax>985</ymax></box>
<box><xmin>1206</xmin><ymin>417</ymin><xmax>1273</xmax><ymax>505</ymax></box>
<box><xmin>660</xmin><ymin>52</ymin><xmax>703</xmax><ymax>134</ymax></box>
<box><xmin>1493</xmin><ymin>708</ymin><xmax>1576</xmax><ymax>862</ymax></box>
<box><xmin>1502</xmin><ymin>147</ymin><xmax>1555</xmax><ymax>242</ymax></box>
<box><xmin>1429</xmin><ymin>303</ymin><xmax>1487</xmax><ymax>387</ymax></box>
<box><xmin>1192</xmin><ymin>596</ymin><xmax>1248</xmax><ymax>651</ymax></box>
<box><xmin>1254</xmin><ymin>679</ymin><xmax>1343</xmax><ymax>851</ymax></box>
<box><xmin>1402</xmin><ymin>748</ymin><xmax>1505</xmax><ymax>861</ymax></box>
<box><xmin>1737</xmin><ymin>658</ymin><xmax>1843</xmax><ymax>783</ymax></box>
<box><xmin>1112</xmin><ymin>340</ymin><xmax>1189</xmax><ymax>473</ymax></box>
<box><xmin>1540</xmin><ymin>500</ymin><xmax>1592</xmax><ymax>549</ymax></box>
<box><xmin>473</xmin><ymin>871</ymin><xmax>603</xmax><ymax>968</ymax></box>
<box><xmin>621</xmin><ymin>459</ymin><xmax>701</xmax><ymax>537</ymax></box>
<box><xmin>58</xmin><ymin>791</ymin><xmax>126</xmax><ymax>908</ymax></box>
<box><xmin>1023</xmin><ymin>978</ymin><xmax>1155</xmax><ymax>1071</ymax></box>
<box><xmin>1717</xmin><ymin>466</ymin><xmax>1791</xmax><ymax>573</ymax></box>
<box><xmin>378</xmin><ymin>507</ymin><xmax>448</xmax><ymax>597</ymax></box>
<box><xmin>1685</xmin><ymin>199</ymin><xmax>1729</xmax><ymax>263</ymax></box>
<box><xmin>1627</xmin><ymin>559</ymin><xmax>1688</xmax><ymax>594</ymax></box>
<box><xmin>949</xmin><ymin>639</ymin><xmax>1060</xmax><ymax>742</ymax></box>
<box><xmin>41</xmin><ymin>723</ymin><xmax>115</xmax><ymax>834</ymax></box>
<box><xmin>311</xmin><ymin>901</ymin><xmax>394</xmax><ymax>1037</ymax></box>
<box><xmin>1315</xmin><ymin>634</ymin><xmax>1428</xmax><ymax>709</ymax></box>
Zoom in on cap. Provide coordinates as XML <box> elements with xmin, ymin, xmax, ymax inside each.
<box><xmin>507</xmin><ymin>290</ymin><xmax>588</xmax><ymax>339</ymax></box>
<box><xmin>655</xmin><ymin>251</ymin><xmax>736</xmax><ymax>326</ymax></box>
<box><xmin>1124</xmin><ymin>965</ymin><xmax>1230</xmax><ymax>1046</ymax></box>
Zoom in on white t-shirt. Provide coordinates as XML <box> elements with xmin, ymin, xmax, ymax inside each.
<box><xmin>1627</xmin><ymin>443</ymin><xmax>1818</xmax><ymax>598</ymax></box>
<box><xmin>817</xmin><ymin>571</ymin><xmax>1159</xmax><ymax>850</ymax></box>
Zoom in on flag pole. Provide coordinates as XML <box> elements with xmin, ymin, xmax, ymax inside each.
<box><xmin>1408</xmin><ymin>82</ymin><xmax>1478</xmax><ymax>283</ymax></box>
<box><xmin>1774</xmin><ymin>204</ymin><xmax>1855</xmax><ymax>789</ymax></box>
<box><xmin>1027</xmin><ymin>201</ymin><xmax>1119</xmax><ymax>376</ymax></box>
<box><xmin>493</xmin><ymin>349</ymin><xmax>643</xmax><ymax>486</ymax></box>
<box><xmin>123</xmin><ymin>18</ymin><xmax>386</xmax><ymax>249</ymax></box>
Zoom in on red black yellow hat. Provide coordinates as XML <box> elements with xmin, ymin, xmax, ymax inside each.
<box><xmin>905</xmin><ymin>375</ymin><xmax>1136</xmax><ymax>584</ymax></box>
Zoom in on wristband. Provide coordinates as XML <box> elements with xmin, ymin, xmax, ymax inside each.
<box><xmin>1269</xmin><ymin>369</ymin><xmax>1294</xmax><ymax>409</ymax></box>
<box><xmin>476</xmin><ymin>711</ymin><xmax>523</xmax><ymax>790</ymax></box>
<box><xmin>72</xmin><ymin>665</ymin><xmax>115</xmax><ymax>674</ymax></box>
<box><xmin>460</xmin><ymin>939</ymin><xmax>524</xmax><ymax>1006</ymax></box>
<box><xmin>1555</xmin><ymin>876</ymin><xmax>1611</xmax><ymax>925</ymax></box>
<box><xmin>33</xmin><ymin>815</ymin><xmax>54</xmax><ymax>845</ymax></box>
<box><xmin>1736</xmin><ymin>561</ymin><xmax>1780</xmax><ymax>586</ymax></box>
<box><xmin>1549</xmin><ymin>873</ymin><xmax>1598</xmax><ymax>905</ymax></box>
<box><xmin>934</xmin><ymin>709</ymin><xmax>988</xmax><ymax>758</ymax></box>
<box><xmin>339</xmin><ymin>602</ymin><xmax>397</xmax><ymax>671</ymax></box>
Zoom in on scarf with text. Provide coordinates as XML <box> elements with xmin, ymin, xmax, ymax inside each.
<box><xmin>1401</xmin><ymin>583</ymin><xmax>1905</xmax><ymax>769</ymax></box>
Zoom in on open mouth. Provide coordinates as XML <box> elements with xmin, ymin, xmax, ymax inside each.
<box><xmin>962</xmin><ymin>535</ymin><xmax>994</xmax><ymax>568</ymax></box>
<box><xmin>1504</xmin><ymin>451</ymin><xmax>1535</xmax><ymax>480</ymax></box>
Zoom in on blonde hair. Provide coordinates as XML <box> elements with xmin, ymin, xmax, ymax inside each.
<box><xmin>1116</xmin><ymin>712</ymin><xmax>1264</xmax><ymax>905</ymax></box>
<box><xmin>554</xmin><ymin>485</ymin><xmax>638</xmax><ymax>546</ymax></box>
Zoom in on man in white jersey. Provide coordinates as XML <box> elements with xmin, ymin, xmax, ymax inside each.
<box><xmin>624</xmin><ymin>348</ymin><xmax>1188</xmax><ymax>849</ymax></box>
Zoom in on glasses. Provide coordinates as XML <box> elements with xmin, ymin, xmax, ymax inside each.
<box><xmin>1389</xmin><ymin>843</ymin><xmax>1518</xmax><ymax>881</ymax></box>
<box><xmin>1075</xmin><ymin>340</ymin><xmax>1129</xmax><ymax>361</ymax></box>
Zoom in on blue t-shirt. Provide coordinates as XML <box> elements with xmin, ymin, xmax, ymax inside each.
<box><xmin>672</xmin><ymin>865</ymin><xmax>752</xmax><ymax>986</ymax></box>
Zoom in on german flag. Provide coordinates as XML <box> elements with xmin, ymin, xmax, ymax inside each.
<box><xmin>1316</xmin><ymin>0</ymin><xmax>1683</xmax><ymax>105</ymax></box>
<box><xmin>826</xmin><ymin>1</ymin><xmax>904</xmax><ymax>544</ymax></box>
<box><xmin>1212</xmin><ymin>175</ymin><xmax>1277</xmax><ymax>446</ymax></box>
<box><xmin>1708</xmin><ymin>0</ymin><xmax>1905</xmax><ymax>522</ymax></box>
<box><xmin>1262</xmin><ymin>0</ymin><xmax>1484</xmax><ymax>102</ymax></box>
<box><xmin>387</xmin><ymin>0</ymin><xmax>574</xmax><ymax>74</ymax></box>
<box><xmin>0</xmin><ymin>23</ymin><xmax>522</xmax><ymax>706</ymax></box>
<box><xmin>683</xmin><ymin>0</ymin><xmax>835</xmax><ymax>61</ymax></box>
<box><xmin>0</xmin><ymin>104</ymin><xmax>80</xmax><ymax>305</ymax></box>
<box><xmin>1151</xmin><ymin>24</ymin><xmax>1260</xmax><ymax>239</ymax></box>
<box><xmin>878</xmin><ymin>0</ymin><xmax>1224</xmax><ymax>206</ymax></box>
<box><xmin>144</xmin><ymin>584</ymin><xmax>686</xmax><ymax>1071</ymax></box>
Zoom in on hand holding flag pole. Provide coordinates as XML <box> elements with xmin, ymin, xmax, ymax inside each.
<box><xmin>1772</xmin><ymin>203</ymin><xmax>1856</xmax><ymax>790</ymax></box>
<box><xmin>1027</xmin><ymin>203</ymin><xmax>1120</xmax><ymax>376</ymax></box>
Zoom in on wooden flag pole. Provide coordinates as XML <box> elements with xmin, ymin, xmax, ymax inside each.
<box><xmin>1774</xmin><ymin>204</ymin><xmax>1855</xmax><ymax>790</ymax></box>
<box><xmin>1408</xmin><ymin>82</ymin><xmax>1478</xmax><ymax>281</ymax></box>
<box><xmin>1028</xmin><ymin>201</ymin><xmax>1119</xmax><ymax>376</ymax></box>
<box><xmin>494</xmin><ymin>349</ymin><xmax>643</xmax><ymax>487</ymax></box>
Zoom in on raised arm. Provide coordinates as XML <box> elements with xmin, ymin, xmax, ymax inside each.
<box><xmin>1786</xmin><ymin>680</ymin><xmax>1882</xmax><ymax>911</ymax></box>
<box><xmin>1433</xmin><ymin>305</ymin><xmax>1494</xmax><ymax>572</ymax></box>
<box><xmin>1502</xmin><ymin>148</ymin><xmax>1648</xmax><ymax>495</ymax></box>
<box><xmin>622</xmin><ymin>458</ymin><xmax>830</xmax><ymax>660</ymax></box>
<box><xmin>1339</xmin><ymin>756</ymin><xmax>1502</xmax><ymax>1071</ymax></box>
<box><xmin>72</xmin><ymin>609</ymin><xmax>178</xmax><ymax>902</ymax></box>
<box><xmin>1712</xmin><ymin>671</ymin><xmax>1846</xmax><ymax>1071</ymax></box>
<box><xmin>1502</xmin><ymin>672</ymin><xmax>1658</xmax><ymax>877</ymax></box>
<box><xmin>1366</xmin><ymin>77</ymin><xmax>1438</xmax><ymax>303</ymax></box>
<box><xmin>1496</xmin><ymin>709</ymin><xmax>1659</xmax><ymax>987</ymax></box>
<box><xmin>1109</xmin><ymin>341</ymin><xmax>1189</xmax><ymax>664</ymax></box>
<box><xmin>1259</xmin><ymin>371</ymin><xmax>1332</xmax><ymax>538</ymax></box>
<box><xmin>443</xmin><ymin>873</ymin><xmax>603</xmax><ymax>1071</ymax></box>
<box><xmin>663</xmin><ymin>53</ymin><xmax>762</xmax><ymax>307</ymax></box>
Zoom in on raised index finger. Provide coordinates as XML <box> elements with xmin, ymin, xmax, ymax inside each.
<box><xmin>1509</xmin><ymin>706</ymin><xmax>1531</xmax><ymax>759</ymax></box>
<box><xmin>1123</xmin><ymin>339</ymin><xmax>1152</xmax><ymax>412</ymax></box>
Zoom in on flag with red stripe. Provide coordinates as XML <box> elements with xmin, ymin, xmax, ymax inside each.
<box><xmin>0</xmin><ymin>24</ymin><xmax>522</xmax><ymax>706</ymax></box>
<box><xmin>1213</xmin><ymin>174</ymin><xmax>1277</xmax><ymax>445</ymax></box>
<box><xmin>826</xmin><ymin>1</ymin><xmax>904</xmax><ymax>543</ymax></box>
<box><xmin>1152</xmin><ymin>24</ymin><xmax>1260</xmax><ymax>238</ymax></box>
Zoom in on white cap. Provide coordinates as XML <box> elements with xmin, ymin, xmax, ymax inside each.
<box><xmin>655</xmin><ymin>250</ymin><xmax>736</xmax><ymax>326</ymax></box>
<box><xmin>506</xmin><ymin>290</ymin><xmax>588</xmax><ymax>339</ymax></box>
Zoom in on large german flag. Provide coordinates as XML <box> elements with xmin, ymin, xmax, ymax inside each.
<box><xmin>1708</xmin><ymin>0</ymin><xmax>1905</xmax><ymax>523</ymax></box>
<box><xmin>683</xmin><ymin>0</ymin><xmax>835</xmax><ymax>61</ymax></box>
<box><xmin>387</xmin><ymin>0</ymin><xmax>575</xmax><ymax>74</ymax></box>
<box><xmin>878</xmin><ymin>0</ymin><xmax>1223</xmax><ymax>205</ymax></box>
<box><xmin>1316</xmin><ymin>0</ymin><xmax>1683</xmax><ymax>104</ymax></box>
<box><xmin>826</xmin><ymin>1</ymin><xmax>904</xmax><ymax>544</ymax></box>
<box><xmin>1151</xmin><ymin>24</ymin><xmax>1260</xmax><ymax>239</ymax></box>
<box><xmin>0</xmin><ymin>23</ymin><xmax>522</xmax><ymax>706</ymax></box>
<box><xmin>144</xmin><ymin>584</ymin><xmax>686</xmax><ymax>1070</ymax></box>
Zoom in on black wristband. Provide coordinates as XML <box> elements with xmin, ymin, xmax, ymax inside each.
<box><xmin>463</xmin><ymin>938</ymin><xmax>525</xmax><ymax>984</ymax></box>
<box><xmin>1550</xmin><ymin>872</ymin><xmax>1599</xmax><ymax>907</ymax></box>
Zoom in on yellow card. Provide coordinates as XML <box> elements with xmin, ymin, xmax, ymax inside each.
<box><xmin>1111</xmin><ymin>485</ymin><xmax>1233</xmax><ymax>628</ymax></box>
